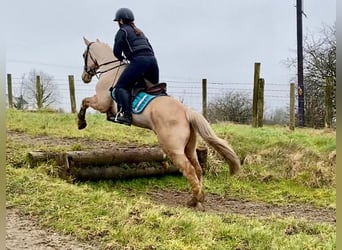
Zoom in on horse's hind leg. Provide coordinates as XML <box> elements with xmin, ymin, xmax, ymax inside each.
<box><xmin>185</xmin><ymin>127</ymin><xmax>203</xmax><ymax>183</ymax></box>
<box><xmin>185</xmin><ymin>128</ymin><xmax>204</xmax><ymax>202</ymax></box>
<box><xmin>168</xmin><ymin>152</ymin><xmax>203</xmax><ymax>209</ymax></box>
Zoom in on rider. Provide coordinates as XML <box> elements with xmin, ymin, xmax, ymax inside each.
<box><xmin>111</xmin><ymin>7</ymin><xmax>159</xmax><ymax>126</ymax></box>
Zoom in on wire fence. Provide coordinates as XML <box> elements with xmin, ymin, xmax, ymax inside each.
<box><xmin>6</xmin><ymin>74</ymin><xmax>291</xmax><ymax>115</ymax></box>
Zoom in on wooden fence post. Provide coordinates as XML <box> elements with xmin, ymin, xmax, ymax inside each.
<box><xmin>289</xmin><ymin>83</ymin><xmax>295</xmax><ymax>130</ymax></box>
<box><xmin>7</xmin><ymin>74</ymin><xmax>13</xmax><ymax>108</ymax></box>
<box><xmin>202</xmin><ymin>78</ymin><xmax>207</xmax><ymax>119</ymax></box>
<box><xmin>257</xmin><ymin>78</ymin><xmax>264</xmax><ymax>127</ymax></box>
<box><xmin>252</xmin><ymin>62</ymin><xmax>261</xmax><ymax>127</ymax></box>
<box><xmin>36</xmin><ymin>75</ymin><xmax>42</xmax><ymax>110</ymax></box>
<box><xmin>325</xmin><ymin>77</ymin><xmax>333</xmax><ymax>128</ymax></box>
<box><xmin>68</xmin><ymin>75</ymin><xmax>76</xmax><ymax>113</ymax></box>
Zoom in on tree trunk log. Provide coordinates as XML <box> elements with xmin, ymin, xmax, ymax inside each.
<box><xmin>27</xmin><ymin>146</ymin><xmax>208</xmax><ymax>180</ymax></box>
<box><xmin>70</xmin><ymin>161</ymin><xmax>180</xmax><ymax>181</ymax></box>
<box><xmin>66</xmin><ymin>147</ymin><xmax>167</xmax><ymax>168</ymax></box>
<box><xmin>27</xmin><ymin>151</ymin><xmax>67</xmax><ymax>167</ymax></box>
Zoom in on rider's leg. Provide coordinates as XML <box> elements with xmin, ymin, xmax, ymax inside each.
<box><xmin>145</xmin><ymin>57</ymin><xmax>159</xmax><ymax>84</ymax></box>
<box><xmin>114</xmin><ymin>87</ymin><xmax>132</xmax><ymax>125</ymax></box>
<box><xmin>109</xmin><ymin>61</ymin><xmax>140</xmax><ymax>126</ymax></box>
<box><xmin>109</xmin><ymin>56</ymin><xmax>157</xmax><ymax>126</ymax></box>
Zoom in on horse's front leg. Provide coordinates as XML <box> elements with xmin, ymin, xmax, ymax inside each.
<box><xmin>78</xmin><ymin>95</ymin><xmax>116</xmax><ymax>129</ymax></box>
<box><xmin>77</xmin><ymin>97</ymin><xmax>92</xmax><ymax>129</ymax></box>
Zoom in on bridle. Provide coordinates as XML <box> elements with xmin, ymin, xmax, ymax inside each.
<box><xmin>83</xmin><ymin>42</ymin><xmax>122</xmax><ymax>78</ymax></box>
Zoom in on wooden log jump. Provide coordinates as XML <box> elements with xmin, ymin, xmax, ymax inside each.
<box><xmin>27</xmin><ymin>146</ymin><xmax>208</xmax><ymax>181</ymax></box>
<box><xmin>66</xmin><ymin>147</ymin><xmax>167</xmax><ymax>168</ymax></box>
<box><xmin>70</xmin><ymin>162</ymin><xmax>179</xmax><ymax>181</ymax></box>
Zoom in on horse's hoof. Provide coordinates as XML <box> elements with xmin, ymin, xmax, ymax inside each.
<box><xmin>198</xmin><ymin>191</ymin><xmax>205</xmax><ymax>203</ymax></box>
<box><xmin>187</xmin><ymin>197</ymin><xmax>197</xmax><ymax>207</ymax></box>
<box><xmin>78</xmin><ymin>120</ymin><xmax>87</xmax><ymax>130</ymax></box>
<box><xmin>195</xmin><ymin>202</ymin><xmax>205</xmax><ymax>211</ymax></box>
<box><xmin>187</xmin><ymin>198</ymin><xmax>205</xmax><ymax>211</ymax></box>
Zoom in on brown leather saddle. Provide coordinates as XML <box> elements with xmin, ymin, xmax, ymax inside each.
<box><xmin>145</xmin><ymin>79</ymin><xmax>167</xmax><ymax>95</ymax></box>
<box><xmin>132</xmin><ymin>79</ymin><xmax>167</xmax><ymax>98</ymax></box>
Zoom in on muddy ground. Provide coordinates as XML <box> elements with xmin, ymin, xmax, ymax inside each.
<box><xmin>6</xmin><ymin>208</ymin><xmax>99</xmax><ymax>250</ymax></box>
<box><xmin>6</xmin><ymin>131</ymin><xmax>336</xmax><ymax>249</ymax></box>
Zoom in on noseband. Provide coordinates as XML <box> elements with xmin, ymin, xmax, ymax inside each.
<box><xmin>83</xmin><ymin>42</ymin><xmax>122</xmax><ymax>78</ymax></box>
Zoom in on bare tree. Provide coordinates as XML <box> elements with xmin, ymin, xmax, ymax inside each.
<box><xmin>207</xmin><ymin>92</ymin><xmax>252</xmax><ymax>124</ymax></box>
<box><xmin>264</xmin><ymin>108</ymin><xmax>289</xmax><ymax>125</ymax></box>
<box><xmin>12</xmin><ymin>74</ymin><xmax>28</xmax><ymax>110</ymax></box>
<box><xmin>304</xmin><ymin>24</ymin><xmax>336</xmax><ymax>128</ymax></box>
<box><xmin>23</xmin><ymin>69</ymin><xmax>57</xmax><ymax>109</ymax></box>
<box><xmin>285</xmin><ymin>23</ymin><xmax>336</xmax><ymax>128</ymax></box>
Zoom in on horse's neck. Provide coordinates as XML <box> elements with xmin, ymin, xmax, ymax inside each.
<box><xmin>95</xmin><ymin>44</ymin><xmax>125</xmax><ymax>85</ymax></box>
<box><xmin>93</xmin><ymin>43</ymin><xmax>114</xmax><ymax>64</ymax></box>
<box><xmin>97</xmin><ymin>51</ymin><xmax>121</xmax><ymax>74</ymax></box>
<box><xmin>99</xmin><ymin>59</ymin><xmax>119</xmax><ymax>72</ymax></box>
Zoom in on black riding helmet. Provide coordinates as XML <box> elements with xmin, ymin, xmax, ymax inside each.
<box><xmin>114</xmin><ymin>8</ymin><xmax>134</xmax><ymax>22</ymax></box>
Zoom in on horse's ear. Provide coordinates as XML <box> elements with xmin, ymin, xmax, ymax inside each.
<box><xmin>83</xmin><ymin>37</ymin><xmax>90</xmax><ymax>45</ymax></box>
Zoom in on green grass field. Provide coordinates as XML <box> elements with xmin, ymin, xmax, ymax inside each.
<box><xmin>6</xmin><ymin>109</ymin><xmax>336</xmax><ymax>249</ymax></box>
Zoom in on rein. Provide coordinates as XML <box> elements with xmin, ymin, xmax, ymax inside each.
<box><xmin>96</xmin><ymin>61</ymin><xmax>122</xmax><ymax>77</ymax></box>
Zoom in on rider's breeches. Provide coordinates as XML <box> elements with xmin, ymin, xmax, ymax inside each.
<box><xmin>111</xmin><ymin>56</ymin><xmax>159</xmax><ymax>112</ymax></box>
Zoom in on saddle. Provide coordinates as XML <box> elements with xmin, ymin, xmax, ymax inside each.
<box><xmin>130</xmin><ymin>80</ymin><xmax>168</xmax><ymax>114</ymax></box>
<box><xmin>131</xmin><ymin>79</ymin><xmax>167</xmax><ymax>98</ymax></box>
<box><xmin>107</xmin><ymin>80</ymin><xmax>168</xmax><ymax>121</ymax></box>
<box><xmin>145</xmin><ymin>81</ymin><xmax>167</xmax><ymax>95</ymax></box>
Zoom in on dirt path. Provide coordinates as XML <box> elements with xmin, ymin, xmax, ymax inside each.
<box><xmin>6</xmin><ymin>208</ymin><xmax>98</xmax><ymax>250</ymax></box>
<box><xmin>147</xmin><ymin>189</ymin><xmax>336</xmax><ymax>225</ymax></box>
<box><xmin>6</xmin><ymin>131</ymin><xmax>336</xmax><ymax>249</ymax></box>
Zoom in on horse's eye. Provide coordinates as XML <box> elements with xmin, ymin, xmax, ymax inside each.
<box><xmin>82</xmin><ymin>52</ymin><xmax>86</xmax><ymax>58</ymax></box>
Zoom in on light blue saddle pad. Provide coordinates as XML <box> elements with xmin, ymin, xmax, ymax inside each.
<box><xmin>132</xmin><ymin>92</ymin><xmax>158</xmax><ymax>114</ymax></box>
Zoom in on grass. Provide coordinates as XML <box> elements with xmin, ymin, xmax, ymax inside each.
<box><xmin>6</xmin><ymin>109</ymin><xmax>158</xmax><ymax>146</ymax></box>
<box><xmin>6</xmin><ymin>166</ymin><xmax>336</xmax><ymax>250</ymax></box>
<box><xmin>6</xmin><ymin>109</ymin><xmax>336</xmax><ymax>249</ymax></box>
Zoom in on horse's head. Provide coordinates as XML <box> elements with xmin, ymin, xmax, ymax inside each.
<box><xmin>82</xmin><ymin>37</ymin><xmax>99</xmax><ymax>83</ymax></box>
<box><xmin>81</xmin><ymin>37</ymin><xmax>121</xmax><ymax>84</ymax></box>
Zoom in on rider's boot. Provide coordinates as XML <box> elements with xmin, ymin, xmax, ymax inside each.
<box><xmin>115</xmin><ymin>111</ymin><xmax>132</xmax><ymax>126</ymax></box>
<box><xmin>113</xmin><ymin>88</ymin><xmax>132</xmax><ymax>126</ymax></box>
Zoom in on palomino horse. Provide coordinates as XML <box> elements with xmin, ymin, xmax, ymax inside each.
<box><xmin>79</xmin><ymin>37</ymin><xmax>240</xmax><ymax>209</ymax></box>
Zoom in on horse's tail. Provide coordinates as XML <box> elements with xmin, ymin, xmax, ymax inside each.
<box><xmin>186</xmin><ymin>108</ymin><xmax>240</xmax><ymax>175</ymax></box>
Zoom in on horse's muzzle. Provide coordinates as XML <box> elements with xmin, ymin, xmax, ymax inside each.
<box><xmin>82</xmin><ymin>71</ymin><xmax>92</xmax><ymax>83</ymax></box>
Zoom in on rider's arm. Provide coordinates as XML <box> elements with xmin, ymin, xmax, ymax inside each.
<box><xmin>146</xmin><ymin>39</ymin><xmax>155</xmax><ymax>56</ymax></box>
<box><xmin>113</xmin><ymin>29</ymin><xmax>126</xmax><ymax>61</ymax></box>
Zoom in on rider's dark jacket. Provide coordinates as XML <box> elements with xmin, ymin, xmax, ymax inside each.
<box><xmin>113</xmin><ymin>24</ymin><xmax>154</xmax><ymax>61</ymax></box>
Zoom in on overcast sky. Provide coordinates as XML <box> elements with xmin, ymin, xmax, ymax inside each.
<box><xmin>4</xmin><ymin>0</ymin><xmax>336</xmax><ymax>111</ymax></box>
<box><xmin>5</xmin><ymin>0</ymin><xmax>336</xmax><ymax>82</ymax></box>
